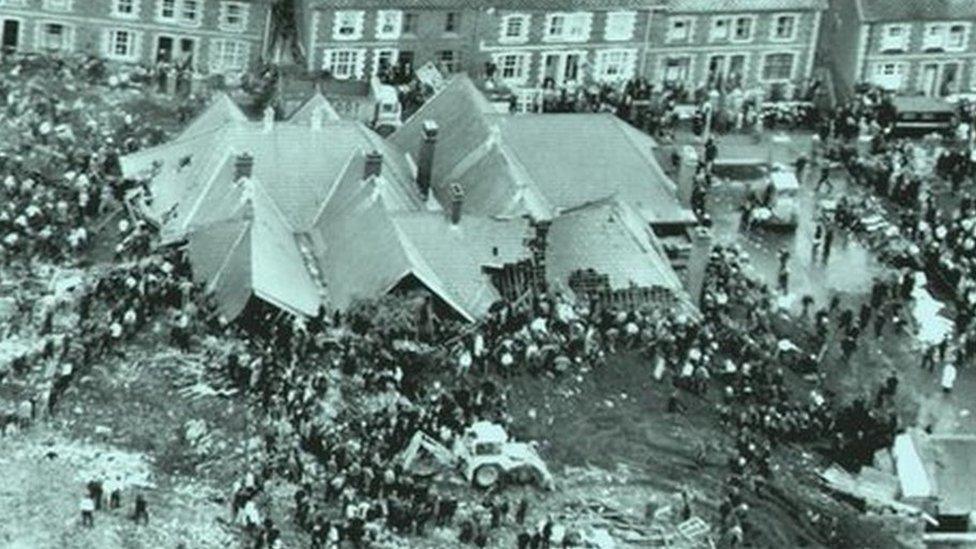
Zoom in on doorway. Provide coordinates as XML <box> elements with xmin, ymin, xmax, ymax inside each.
<box><xmin>2</xmin><ymin>19</ymin><xmax>20</xmax><ymax>53</ymax></box>
<box><xmin>155</xmin><ymin>36</ymin><xmax>196</xmax><ymax>68</ymax></box>
<box><xmin>541</xmin><ymin>52</ymin><xmax>582</xmax><ymax>88</ymax></box>
<box><xmin>921</xmin><ymin>63</ymin><xmax>939</xmax><ymax>96</ymax></box>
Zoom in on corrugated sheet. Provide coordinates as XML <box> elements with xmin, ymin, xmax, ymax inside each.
<box><xmin>546</xmin><ymin>198</ymin><xmax>684</xmax><ymax>295</ymax></box>
<box><xmin>857</xmin><ymin>0</ymin><xmax>976</xmax><ymax>22</ymax></box>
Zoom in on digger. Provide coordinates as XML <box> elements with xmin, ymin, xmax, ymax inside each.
<box><xmin>400</xmin><ymin>421</ymin><xmax>554</xmax><ymax>491</ymax></box>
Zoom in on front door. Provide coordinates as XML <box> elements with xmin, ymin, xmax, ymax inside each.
<box><xmin>543</xmin><ymin>53</ymin><xmax>559</xmax><ymax>88</ymax></box>
<box><xmin>563</xmin><ymin>53</ymin><xmax>579</xmax><ymax>84</ymax></box>
<box><xmin>921</xmin><ymin>63</ymin><xmax>939</xmax><ymax>96</ymax></box>
<box><xmin>156</xmin><ymin>36</ymin><xmax>174</xmax><ymax>63</ymax></box>
<box><xmin>176</xmin><ymin>37</ymin><xmax>195</xmax><ymax>69</ymax></box>
<box><xmin>939</xmin><ymin>62</ymin><xmax>959</xmax><ymax>97</ymax></box>
<box><xmin>1</xmin><ymin>20</ymin><xmax>19</xmax><ymax>52</ymax></box>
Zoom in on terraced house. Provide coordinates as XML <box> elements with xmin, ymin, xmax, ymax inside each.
<box><xmin>0</xmin><ymin>0</ymin><xmax>270</xmax><ymax>75</ymax></box>
<box><xmin>647</xmin><ymin>0</ymin><xmax>827</xmax><ymax>93</ymax></box>
<box><xmin>829</xmin><ymin>0</ymin><xmax>976</xmax><ymax>97</ymax></box>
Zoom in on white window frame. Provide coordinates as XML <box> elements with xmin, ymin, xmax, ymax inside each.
<box><xmin>35</xmin><ymin>20</ymin><xmax>74</xmax><ymax>52</ymax></box>
<box><xmin>111</xmin><ymin>0</ymin><xmax>139</xmax><ymax>19</ymax></box>
<box><xmin>660</xmin><ymin>55</ymin><xmax>694</xmax><ymax>84</ymax></box>
<box><xmin>500</xmin><ymin>14</ymin><xmax>530</xmax><ymax>44</ymax></box>
<box><xmin>871</xmin><ymin>61</ymin><xmax>907</xmax><ymax>91</ymax></box>
<box><xmin>595</xmin><ymin>48</ymin><xmax>636</xmax><ymax>83</ymax></box>
<box><xmin>707</xmin><ymin>53</ymin><xmax>750</xmax><ymax>81</ymax></box>
<box><xmin>105</xmin><ymin>29</ymin><xmax>140</xmax><ymax>62</ymax></box>
<box><xmin>947</xmin><ymin>22</ymin><xmax>970</xmax><ymax>52</ymax></box>
<box><xmin>375</xmin><ymin>10</ymin><xmax>402</xmax><ymax>40</ymax></box>
<box><xmin>333</xmin><ymin>10</ymin><xmax>365</xmax><ymax>41</ymax></box>
<box><xmin>493</xmin><ymin>52</ymin><xmax>529</xmax><ymax>85</ymax></box>
<box><xmin>923</xmin><ymin>23</ymin><xmax>948</xmax><ymax>50</ymax></box>
<box><xmin>604</xmin><ymin>11</ymin><xmax>636</xmax><ymax>42</ymax></box>
<box><xmin>444</xmin><ymin>11</ymin><xmax>460</xmax><ymax>35</ymax></box>
<box><xmin>372</xmin><ymin>47</ymin><xmax>398</xmax><ymax>76</ymax></box>
<box><xmin>322</xmin><ymin>48</ymin><xmax>366</xmax><ymax>80</ymax></box>
<box><xmin>880</xmin><ymin>24</ymin><xmax>909</xmax><ymax>52</ymax></box>
<box><xmin>666</xmin><ymin>16</ymin><xmax>694</xmax><ymax>43</ymax></box>
<box><xmin>731</xmin><ymin>15</ymin><xmax>755</xmax><ymax>43</ymax></box>
<box><xmin>770</xmin><ymin>13</ymin><xmax>799</xmax><ymax>42</ymax></box>
<box><xmin>210</xmin><ymin>38</ymin><xmax>249</xmax><ymax>73</ymax></box>
<box><xmin>157</xmin><ymin>0</ymin><xmax>202</xmax><ymax>28</ymax></box>
<box><xmin>710</xmin><ymin>17</ymin><xmax>731</xmax><ymax>42</ymax></box>
<box><xmin>543</xmin><ymin>12</ymin><xmax>591</xmax><ymax>43</ymax></box>
<box><xmin>760</xmin><ymin>51</ymin><xmax>797</xmax><ymax>83</ymax></box>
<box><xmin>218</xmin><ymin>1</ymin><xmax>250</xmax><ymax>33</ymax></box>
<box><xmin>437</xmin><ymin>49</ymin><xmax>460</xmax><ymax>72</ymax></box>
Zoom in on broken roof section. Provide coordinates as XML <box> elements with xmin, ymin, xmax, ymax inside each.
<box><xmin>546</xmin><ymin>197</ymin><xmax>685</xmax><ymax>297</ymax></box>
<box><xmin>390</xmin><ymin>74</ymin><xmax>694</xmax><ymax>225</ymax></box>
<box><xmin>896</xmin><ymin>430</ymin><xmax>976</xmax><ymax>516</ymax></box>
<box><xmin>306</xmin><ymin>153</ymin><xmax>534</xmax><ymax>321</ymax></box>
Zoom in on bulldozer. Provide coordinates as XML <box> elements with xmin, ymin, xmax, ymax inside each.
<box><xmin>400</xmin><ymin>421</ymin><xmax>554</xmax><ymax>491</ymax></box>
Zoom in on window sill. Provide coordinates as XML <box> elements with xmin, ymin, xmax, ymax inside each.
<box><xmin>729</xmin><ymin>37</ymin><xmax>754</xmax><ymax>44</ymax></box>
<box><xmin>498</xmin><ymin>37</ymin><xmax>530</xmax><ymax>45</ymax></box>
<box><xmin>333</xmin><ymin>34</ymin><xmax>363</xmax><ymax>42</ymax></box>
<box><xmin>375</xmin><ymin>34</ymin><xmax>402</xmax><ymax>41</ymax></box>
<box><xmin>769</xmin><ymin>36</ymin><xmax>797</xmax><ymax>43</ymax></box>
<box><xmin>218</xmin><ymin>25</ymin><xmax>247</xmax><ymax>33</ymax></box>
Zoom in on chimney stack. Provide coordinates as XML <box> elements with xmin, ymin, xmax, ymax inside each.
<box><xmin>364</xmin><ymin>150</ymin><xmax>383</xmax><ymax>179</ymax></box>
<box><xmin>416</xmin><ymin>120</ymin><xmax>438</xmax><ymax>200</ymax></box>
<box><xmin>234</xmin><ymin>153</ymin><xmax>254</xmax><ymax>181</ymax></box>
<box><xmin>449</xmin><ymin>183</ymin><xmax>464</xmax><ymax>225</ymax></box>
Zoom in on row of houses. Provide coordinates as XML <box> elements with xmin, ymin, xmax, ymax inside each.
<box><xmin>6</xmin><ymin>0</ymin><xmax>976</xmax><ymax>99</ymax></box>
<box><xmin>0</xmin><ymin>0</ymin><xmax>829</xmax><ymax>94</ymax></box>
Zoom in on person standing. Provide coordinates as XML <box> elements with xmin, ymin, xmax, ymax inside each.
<box><xmin>80</xmin><ymin>494</ymin><xmax>95</xmax><ymax>528</ymax></box>
<box><xmin>816</xmin><ymin>165</ymin><xmax>833</xmax><ymax>193</ymax></box>
<box><xmin>941</xmin><ymin>362</ymin><xmax>958</xmax><ymax>395</ymax></box>
<box><xmin>822</xmin><ymin>228</ymin><xmax>834</xmax><ymax>264</ymax></box>
<box><xmin>133</xmin><ymin>493</ymin><xmax>149</xmax><ymax>525</ymax></box>
<box><xmin>778</xmin><ymin>263</ymin><xmax>790</xmax><ymax>295</ymax></box>
<box><xmin>794</xmin><ymin>154</ymin><xmax>808</xmax><ymax>182</ymax></box>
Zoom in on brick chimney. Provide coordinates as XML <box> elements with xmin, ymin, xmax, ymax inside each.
<box><xmin>416</xmin><ymin>120</ymin><xmax>438</xmax><ymax>199</ymax></box>
<box><xmin>234</xmin><ymin>153</ymin><xmax>254</xmax><ymax>181</ymax></box>
<box><xmin>364</xmin><ymin>150</ymin><xmax>383</xmax><ymax>179</ymax></box>
<box><xmin>449</xmin><ymin>183</ymin><xmax>464</xmax><ymax>225</ymax></box>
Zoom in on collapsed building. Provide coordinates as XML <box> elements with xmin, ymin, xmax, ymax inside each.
<box><xmin>120</xmin><ymin>74</ymin><xmax>705</xmax><ymax>322</ymax></box>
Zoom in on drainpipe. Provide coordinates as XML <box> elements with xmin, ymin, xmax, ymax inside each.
<box><xmin>639</xmin><ymin>7</ymin><xmax>655</xmax><ymax>78</ymax></box>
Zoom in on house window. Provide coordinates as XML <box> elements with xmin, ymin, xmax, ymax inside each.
<box><xmin>495</xmin><ymin>53</ymin><xmax>527</xmax><ymax>82</ymax></box>
<box><xmin>181</xmin><ymin>0</ymin><xmax>199</xmax><ymax>24</ymax></box>
<box><xmin>402</xmin><ymin>12</ymin><xmax>417</xmax><ymax>34</ymax></box>
<box><xmin>107</xmin><ymin>29</ymin><xmax>138</xmax><ymax>60</ymax></box>
<box><xmin>949</xmin><ymin>24</ymin><xmax>969</xmax><ymax>50</ymax></box>
<box><xmin>924</xmin><ymin>24</ymin><xmax>947</xmax><ymax>50</ymax></box>
<box><xmin>605</xmin><ymin>11</ymin><xmax>636</xmax><ymax>41</ymax></box>
<box><xmin>376</xmin><ymin>10</ymin><xmax>402</xmax><ymax>40</ymax></box>
<box><xmin>323</xmin><ymin>49</ymin><xmax>364</xmax><ymax>80</ymax></box>
<box><xmin>773</xmin><ymin>14</ymin><xmax>797</xmax><ymax>41</ymax></box>
<box><xmin>43</xmin><ymin>0</ymin><xmax>71</xmax><ymax>10</ymax></box>
<box><xmin>710</xmin><ymin>17</ymin><xmax>730</xmax><ymax>41</ymax></box>
<box><xmin>113</xmin><ymin>0</ymin><xmax>136</xmax><ymax>18</ymax></box>
<box><xmin>761</xmin><ymin>52</ymin><xmax>795</xmax><ymax>81</ymax></box>
<box><xmin>158</xmin><ymin>0</ymin><xmax>199</xmax><ymax>25</ymax></box>
<box><xmin>334</xmin><ymin>10</ymin><xmax>365</xmax><ymax>40</ymax></box>
<box><xmin>445</xmin><ymin>12</ymin><xmax>459</xmax><ymax>34</ymax></box>
<box><xmin>667</xmin><ymin>17</ymin><xmax>692</xmax><ymax>43</ymax></box>
<box><xmin>160</xmin><ymin>0</ymin><xmax>176</xmax><ymax>19</ymax></box>
<box><xmin>39</xmin><ymin>22</ymin><xmax>70</xmax><ymax>51</ymax></box>
<box><xmin>438</xmin><ymin>50</ymin><xmax>460</xmax><ymax>72</ymax></box>
<box><xmin>733</xmin><ymin>16</ymin><xmax>753</xmax><ymax>41</ymax></box>
<box><xmin>880</xmin><ymin>24</ymin><xmax>909</xmax><ymax>51</ymax></box>
<box><xmin>596</xmin><ymin>49</ymin><xmax>635</xmax><ymax>82</ymax></box>
<box><xmin>663</xmin><ymin>56</ymin><xmax>692</xmax><ymax>83</ymax></box>
<box><xmin>219</xmin><ymin>2</ymin><xmax>249</xmax><ymax>32</ymax></box>
<box><xmin>374</xmin><ymin>48</ymin><xmax>397</xmax><ymax>76</ymax></box>
<box><xmin>501</xmin><ymin>14</ymin><xmax>530</xmax><ymax>43</ymax></box>
<box><xmin>210</xmin><ymin>39</ymin><xmax>249</xmax><ymax>72</ymax></box>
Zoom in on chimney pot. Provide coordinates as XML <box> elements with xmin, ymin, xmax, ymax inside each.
<box><xmin>234</xmin><ymin>153</ymin><xmax>254</xmax><ymax>181</ymax></box>
<box><xmin>364</xmin><ymin>150</ymin><xmax>383</xmax><ymax>179</ymax></box>
<box><xmin>449</xmin><ymin>183</ymin><xmax>464</xmax><ymax>225</ymax></box>
<box><xmin>416</xmin><ymin>120</ymin><xmax>439</xmax><ymax>200</ymax></box>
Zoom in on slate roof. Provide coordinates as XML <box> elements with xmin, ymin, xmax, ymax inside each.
<box><xmin>186</xmin><ymin>184</ymin><xmax>322</xmax><ymax>319</ymax></box>
<box><xmin>307</xmin><ymin>0</ymin><xmax>663</xmax><ymax>10</ymax></box>
<box><xmin>667</xmin><ymin>0</ymin><xmax>828</xmax><ymax>13</ymax></box>
<box><xmin>121</xmin><ymin>105</ymin><xmax>420</xmax><ymax>239</ymax></box>
<box><xmin>856</xmin><ymin>0</ymin><xmax>976</xmax><ymax>22</ymax></box>
<box><xmin>391</xmin><ymin>75</ymin><xmax>694</xmax><ymax>225</ymax></box>
<box><xmin>546</xmin><ymin>198</ymin><xmax>685</xmax><ymax>296</ymax></box>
